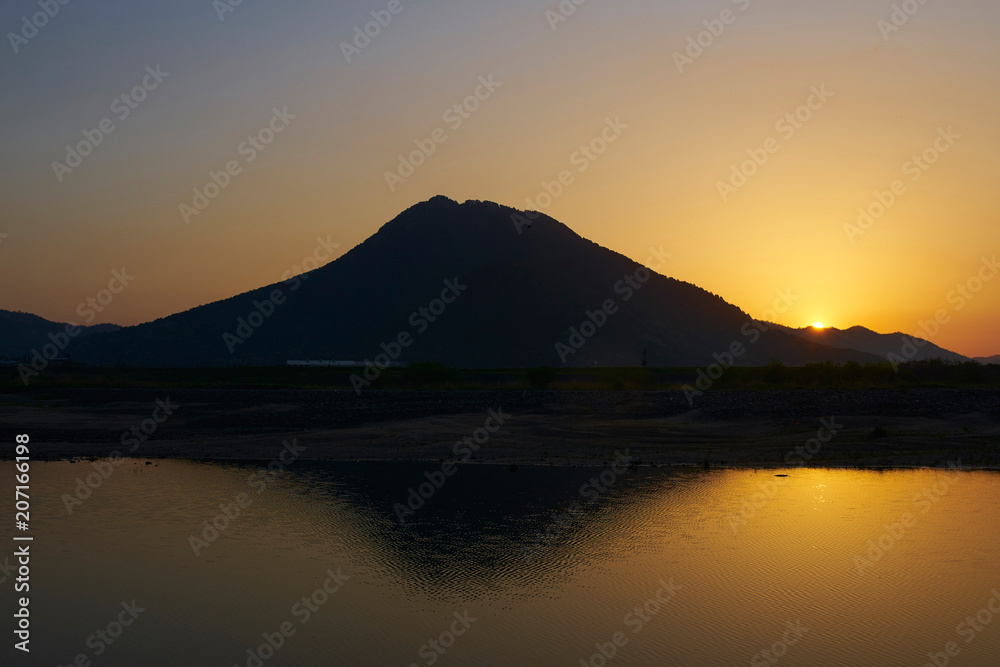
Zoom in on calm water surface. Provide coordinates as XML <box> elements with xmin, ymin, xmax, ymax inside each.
<box><xmin>6</xmin><ymin>461</ymin><xmax>1000</xmax><ymax>666</ymax></box>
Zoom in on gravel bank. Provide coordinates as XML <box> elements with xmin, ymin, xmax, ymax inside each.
<box><xmin>2</xmin><ymin>388</ymin><xmax>998</xmax><ymax>468</ymax></box>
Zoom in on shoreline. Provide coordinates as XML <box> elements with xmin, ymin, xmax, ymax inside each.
<box><xmin>3</xmin><ymin>387</ymin><xmax>998</xmax><ymax>468</ymax></box>
<box><xmin>23</xmin><ymin>457</ymin><xmax>1000</xmax><ymax>472</ymax></box>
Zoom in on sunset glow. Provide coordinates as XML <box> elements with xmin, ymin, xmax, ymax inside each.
<box><xmin>1</xmin><ymin>1</ymin><xmax>998</xmax><ymax>357</ymax></box>
<box><xmin>2</xmin><ymin>4</ymin><xmax>999</xmax><ymax>665</ymax></box>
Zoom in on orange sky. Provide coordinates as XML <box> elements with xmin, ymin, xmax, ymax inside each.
<box><xmin>1</xmin><ymin>0</ymin><xmax>997</xmax><ymax>356</ymax></box>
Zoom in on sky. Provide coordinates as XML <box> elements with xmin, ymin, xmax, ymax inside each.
<box><xmin>1</xmin><ymin>0</ymin><xmax>998</xmax><ymax>356</ymax></box>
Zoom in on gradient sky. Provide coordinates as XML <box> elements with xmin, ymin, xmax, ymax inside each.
<box><xmin>1</xmin><ymin>0</ymin><xmax>998</xmax><ymax>356</ymax></box>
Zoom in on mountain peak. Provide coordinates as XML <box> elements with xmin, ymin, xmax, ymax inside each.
<box><xmin>408</xmin><ymin>195</ymin><xmax>459</xmax><ymax>212</ymax></box>
<box><xmin>65</xmin><ymin>198</ymin><xmax>894</xmax><ymax>368</ymax></box>
<box><xmin>787</xmin><ymin>324</ymin><xmax>969</xmax><ymax>363</ymax></box>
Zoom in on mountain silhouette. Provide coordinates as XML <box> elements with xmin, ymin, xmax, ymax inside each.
<box><xmin>777</xmin><ymin>324</ymin><xmax>969</xmax><ymax>363</ymax></box>
<box><xmin>63</xmin><ymin>196</ymin><xmax>891</xmax><ymax>368</ymax></box>
<box><xmin>0</xmin><ymin>310</ymin><xmax>120</xmax><ymax>359</ymax></box>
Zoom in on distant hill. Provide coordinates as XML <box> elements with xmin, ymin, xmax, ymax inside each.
<box><xmin>0</xmin><ymin>310</ymin><xmax>120</xmax><ymax>359</ymax></box>
<box><xmin>64</xmin><ymin>196</ymin><xmax>884</xmax><ymax>368</ymax></box>
<box><xmin>976</xmin><ymin>355</ymin><xmax>1000</xmax><ymax>365</ymax></box>
<box><xmin>778</xmin><ymin>324</ymin><xmax>969</xmax><ymax>363</ymax></box>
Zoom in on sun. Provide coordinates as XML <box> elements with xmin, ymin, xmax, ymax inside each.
<box><xmin>812</xmin><ymin>322</ymin><xmax>826</xmax><ymax>329</ymax></box>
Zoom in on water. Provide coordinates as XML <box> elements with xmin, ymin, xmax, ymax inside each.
<box><xmin>6</xmin><ymin>461</ymin><xmax>1000</xmax><ymax>666</ymax></box>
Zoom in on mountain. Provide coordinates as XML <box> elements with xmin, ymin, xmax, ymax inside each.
<box><xmin>0</xmin><ymin>310</ymin><xmax>120</xmax><ymax>359</ymax></box>
<box><xmin>777</xmin><ymin>324</ymin><xmax>969</xmax><ymax>363</ymax></box>
<box><xmin>66</xmin><ymin>196</ymin><xmax>884</xmax><ymax>368</ymax></box>
<box><xmin>976</xmin><ymin>355</ymin><xmax>1000</xmax><ymax>365</ymax></box>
